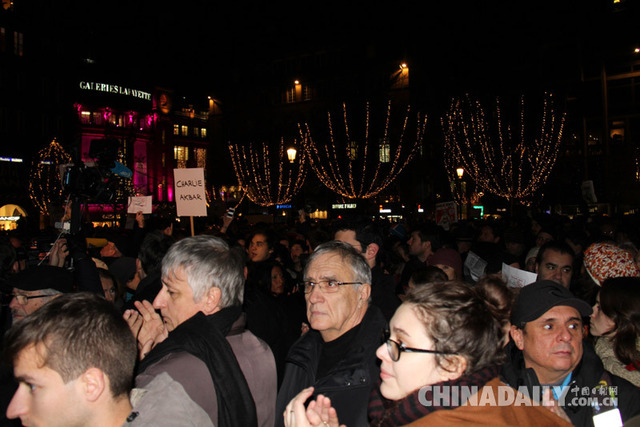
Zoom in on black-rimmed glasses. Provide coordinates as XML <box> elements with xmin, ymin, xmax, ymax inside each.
<box><xmin>384</xmin><ymin>334</ymin><xmax>457</xmax><ymax>362</ymax></box>
<box><xmin>10</xmin><ymin>294</ymin><xmax>50</xmax><ymax>306</ymax></box>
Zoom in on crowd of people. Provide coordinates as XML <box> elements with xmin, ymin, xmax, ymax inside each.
<box><xmin>1</xmin><ymin>209</ymin><xmax>640</xmax><ymax>426</ymax></box>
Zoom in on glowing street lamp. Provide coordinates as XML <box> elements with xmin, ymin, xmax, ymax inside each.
<box><xmin>287</xmin><ymin>147</ymin><xmax>297</xmax><ymax>163</ymax></box>
<box><xmin>456</xmin><ymin>167</ymin><xmax>465</xmax><ymax>179</ymax></box>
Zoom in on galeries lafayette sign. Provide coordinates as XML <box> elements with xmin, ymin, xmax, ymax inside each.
<box><xmin>79</xmin><ymin>81</ymin><xmax>152</xmax><ymax>101</ymax></box>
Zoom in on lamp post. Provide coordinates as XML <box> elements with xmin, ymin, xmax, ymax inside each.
<box><xmin>456</xmin><ymin>167</ymin><xmax>467</xmax><ymax>219</ymax></box>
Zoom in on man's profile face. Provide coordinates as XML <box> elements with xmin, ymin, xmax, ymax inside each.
<box><xmin>248</xmin><ymin>234</ymin><xmax>272</xmax><ymax>262</ymax></box>
<box><xmin>536</xmin><ymin>250</ymin><xmax>573</xmax><ymax>288</ymax></box>
<box><xmin>510</xmin><ymin>305</ymin><xmax>583</xmax><ymax>384</ymax></box>
<box><xmin>100</xmin><ymin>241</ymin><xmax>119</xmax><ymax>258</ymax></box>
<box><xmin>305</xmin><ymin>252</ymin><xmax>368</xmax><ymax>342</ymax></box>
<box><xmin>154</xmin><ymin>267</ymin><xmax>205</xmax><ymax>332</ymax></box>
<box><xmin>7</xmin><ymin>344</ymin><xmax>86</xmax><ymax>426</ymax></box>
<box><xmin>407</xmin><ymin>231</ymin><xmax>425</xmax><ymax>257</ymax></box>
<box><xmin>9</xmin><ymin>288</ymin><xmax>51</xmax><ymax>322</ymax></box>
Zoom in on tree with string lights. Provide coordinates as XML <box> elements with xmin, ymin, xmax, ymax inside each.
<box><xmin>300</xmin><ymin>101</ymin><xmax>426</xmax><ymax>199</ymax></box>
<box><xmin>442</xmin><ymin>92</ymin><xmax>565</xmax><ymax>206</ymax></box>
<box><xmin>28</xmin><ymin>138</ymin><xmax>72</xmax><ymax>215</ymax></box>
<box><xmin>228</xmin><ymin>137</ymin><xmax>307</xmax><ymax>207</ymax></box>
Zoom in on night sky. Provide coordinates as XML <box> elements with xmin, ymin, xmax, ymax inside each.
<box><xmin>32</xmin><ymin>0</ymin><xmax>636</xmax><ymax>99</ymax></box>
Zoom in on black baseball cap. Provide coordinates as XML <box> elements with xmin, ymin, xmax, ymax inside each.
<box><xmin>8</xmin><ymin>265</ymin><xmax>74</xmax><ymax>293</ymax></box>
<box><xmin>511</xmin><ymin>280</ymin><xmax>592</xmax><ymax>326</ymax></box>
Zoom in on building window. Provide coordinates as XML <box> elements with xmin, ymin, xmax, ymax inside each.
<box><xmin>80</xmin><ymin>111</ymin><xmax>91</xmax><ymax>124</ymax></box>
<box><xmin>201</xmin><ymin>128</ymin><xmax>207</xmax><ymax>138</ymax></box>
<box><xmin>181</xmin><ymin>125</ymin><xmax>188</xmax><ymax>136</ymax></box>
<box><xmin>13</xmin><ymin>31</ymin><xmax>22</xmax><ymax>56</ymax></box>
<box><xmin>196</xmin><ymin>148</ymin><xmax>206</xmax><ymax>169</ymax></box>
<box><xmin>173</xmin><ymin>124</ymin><xmax>179</xmax><ymax>135</ymax></box>
<box><xmin>379</xmin><ymin>138</ymin><xmax>390</xmax><ymax>163</ymax></box>
<box><xmin>174</xmin><ymin>145</ymin><xmax>189</xmax><ymax>168</ymax></box>
<box><xmin>303</xmin><ymin>84</ymin><xmax>312</xmax><ymax>101</ymax></box>
<box><xmin>286</xmin><ymin>87</ymin><xmax>295</xmax><ymax>103</ymax></box>
<box><xmin>193</xmin><ymin>127</ymin><xmax>199</xmax><ymax>137</ymax></box>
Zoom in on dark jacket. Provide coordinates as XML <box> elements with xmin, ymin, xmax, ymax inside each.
<box><xmin>275</xmin><ymin>305</ymin><xmax>386</xmax><ymax>427</ymax></box>
<box><xmin>501</xmin><ymin>340</ymin><xmax>640</xmax><ymax>427</ymax></box>
<box><xmin>370</xmin><ymin>265</ymin><xmax>400</xmax><ymax>322</ymax></box>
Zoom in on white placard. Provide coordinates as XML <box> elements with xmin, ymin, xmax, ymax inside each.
<box><xmin>501</xmin><ymin>263</ymin><xmax>538</xmax><ymax>288</ymax></box>
<box><xmin>174</xmin><ymin>168</ymin><xmax>207</xmax><ymax>217</ymax></box>
<box><xmin>464</xmin><ymin>251</ymin><xmax>488</xmax><ymax>283</ymax></box>
<box><xmin>127</xmin><ymin>196</ymin><xmax>153</xmax><ymax>214</ymax></box>
<box><xmin>436</xmin><ymin>201</ymin><xmax>458</xmax><ymax>231</ymax></box>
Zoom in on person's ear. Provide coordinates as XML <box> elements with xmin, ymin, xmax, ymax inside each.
<box><xmin>81</xmin><ymin>367</ymin><xmax>107</xmax><ymax>402</ymax></box>
<box><xmin>358</xmin><ymin>283</ymin><xmax>371</xmax><ymax>304</ymax></box>
<box><xmin>365</xmin><ymin>243</ymin><xmax>379</xmax><ymax>261</ymax></box>
<box><xmin>510</xmin><ymin>325</ymin><xmax>525</xmax><ymax>350</ymax></box>
<box><xmin>202</xmin><ymin>287</ymin><xmax>222</xmax><ymax>314</ymax></box>
<box><xmin>439</xmin><ymin>355</ymin><xmax>467</xmax><ymax>381</ymax></box>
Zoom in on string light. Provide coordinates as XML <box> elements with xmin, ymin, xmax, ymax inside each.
<box><xmin>442</xmin><ymin>92</ymin><xmax>565</xmax><ymax>205</ymax></box>
<box><xmin>28</xmin><ymin>138</ymin><xmax>72</xmax><ymax>215</ymax></box>
<box><xmin>228</xmin><ymin>137</ymin><xmax>307</xmax><ymax>207</ymax></box>
<box><xmin>300</xmin><ymin>101</ymin><xmax>426</xmax><ymax>199</ymax></box>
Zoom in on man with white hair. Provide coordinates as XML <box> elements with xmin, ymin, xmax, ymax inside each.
<box><xmin>126</xmin><ymin>235</ymin><xmax>277</xmax><ymax>427</ymax></box>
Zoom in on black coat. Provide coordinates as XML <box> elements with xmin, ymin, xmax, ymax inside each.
<box><xmin>275</xmin><ymin>306</ymin><xmax>385</xmax><ymax>427</ymax></box>
<box><xmin>501</xmin><ymin>340</ymin><xmax>640</xmax><ymax>427</ymax></box>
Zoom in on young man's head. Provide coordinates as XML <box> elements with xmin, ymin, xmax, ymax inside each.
<box><xmin>406</xmin><ymin>224</ymin><xmax>441</xmax><ymax>262</ymax></box>
<box><xmin>333</xmin><ymin>219</ymin><xmax>383</xmax><ymax>268</ymax></box>
<box><xmin>4</xmin><ymin>292</ymin><xmax>137</xmax><ymax>426</ymax></box>
<box><xmin>247</xmin><ymin>231</ymin><xmax>275</xmax><ymax>263</ymax></box>
<box><xmin>509</xmin><ymin>280</ymin><xmax>591</xmax><ymax>384</ymax></box>
<box><xmin>535</xmin><ymin>241</ymin><xmax>575</xmax><ymax>289</ymax></box>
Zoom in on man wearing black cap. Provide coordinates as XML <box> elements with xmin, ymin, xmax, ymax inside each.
<box><xmin>7</xmin><ymin>265</ymin><xmax>73</xmax><ymax>323</ymax></box>
<box><xmin>502</xmin><ymin>280</ymin><xmax>640</xmax><ymax>426</ymax></box>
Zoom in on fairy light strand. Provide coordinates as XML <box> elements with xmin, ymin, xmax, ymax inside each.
<box><xmin>301</xmin><ymin>101</ymin><xmax>426</xmax><ymax>199</ymax></box>
<box><xmin>28</xmin><ymin>138</ymin><xmax>73</xmax><ymax>215</ymax></box>
<box><xmin>228</xmin><ymin>138</ymin><xmax>307</xmax><ymax>207</ymax></box>
<box><xmin>442</xmin><ymin>92</ymin><xmax>565</xmax><ymax>205</ymax></box>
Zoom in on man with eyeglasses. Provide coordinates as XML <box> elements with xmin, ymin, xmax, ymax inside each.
<box><xmin>275</xmin><ymin>241</ymin><xmax>386</xmax><ymax>427</ymax></box>
<box><xmin>6</xmin><ymin>265</ymin><xmax>73</xmax><ymax>323</ymax></box>
<box><xmin>535</xmin><ymin>241</ymin><xmax>575</xmax><ymax>289</ymax></box>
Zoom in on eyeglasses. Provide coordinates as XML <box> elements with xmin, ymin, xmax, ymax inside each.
<box><xmin>300</xmin><ymin>280</ymin><xmax>362</xmax><ymax>294</ymax></box>
<box><xmin>11</xmin><ymin>294</ymin><xmax>50</xmax><ymax>306</ymax></box>
<box><xmin>385</xmin><ymin>336</ymin><xmax>457</xmax><ymax>362</ymax></box>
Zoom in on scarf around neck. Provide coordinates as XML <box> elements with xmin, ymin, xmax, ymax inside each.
<box><xmin>368</xmin><ymin>364</ymin><xmax>500</xmax><ymax>427</ymax></box>
<box><xmin>138</xmin><ymin>306</ymin><xmax>258</xmax><ymax>427</ymax></box>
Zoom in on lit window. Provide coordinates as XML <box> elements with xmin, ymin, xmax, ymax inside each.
<box><xmin>193</xmin><ymin>127</ymin><xmax>199</xmax><ymax>137</ymax></box>
<box><xmin>174</xmin><ymin>146</ymin><xmax>189</xmax><ymax>168</ymax></box>
<box><xmin>173</xmin><ymin>124</ymin><xmax>179</xmax><ymax>135</ymax></box>
<box><xmin>201</xmin><ymin>128</ymin><xmax>207</xmax><ymax>138</ymax></box>
<box><xmin>181</xmin><ymin>125</ymin><xmax>188</xmax><ymax>136</ymax></box>
<box><xmin>286</xmin><ymin>87</ymin><xmax>295</xmax><ymax>103</ymax></box>
<box><xmin>349</xmin><ymin>141</ymin><xmax>358</xmax><ymax>160</ymax></box>
<box><xmin>303</xmin><ymin>84</ymin><xmax>312</xmax><ymax>101</ymax></box>
<box><xmin>379</xmin><ymin>138</ymin><xmax>390</xmax><ymax>163</ymax></box>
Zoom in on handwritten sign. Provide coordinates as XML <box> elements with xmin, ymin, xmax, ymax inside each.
<box><xmin>463</xmin><ymin>251</ymin><xmax>487</xmax><ymax>284</ymax></box>
<box><xmin>436</xmin><ymin>201</ymin><xmax>458</xmax><ymax>231</ymax></box>
<box><xmin>174</xmin><ymin>168</ymin><xmax>207</xmax><ymax>217</ymax></box>
<box><xmin>127</xmin><ymin>196</ymin><xmax>152</xmax><ymax>214</ymax></box>
<box><xmin>501</xmin><ymin>263</ymin><xmax>538</xmax><ymax>288</ymax></box>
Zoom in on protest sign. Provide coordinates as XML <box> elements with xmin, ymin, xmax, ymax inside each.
<box><xmin>174</xmin><ymin>168</ymin><xmax>207</xmax><ymax>217</ymax></box>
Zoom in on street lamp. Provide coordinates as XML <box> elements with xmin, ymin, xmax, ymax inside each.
<box><xmin>287</xmin><ymin>147</ymin><xmax>297</xmax><ymax>163</ymax></box>
<box><xmin>456</xmin><ymin>167</ymin><xmax>465</xmax><ymax>179</ymax></box>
